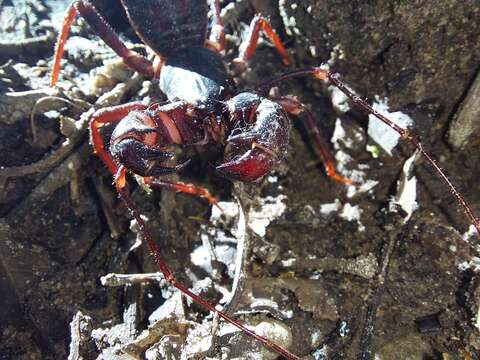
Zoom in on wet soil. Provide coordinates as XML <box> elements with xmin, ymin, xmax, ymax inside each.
<box><xmin>1</xmin><ymin>1</ymin><xmax>480</xmax><ymax>359</ymax></box>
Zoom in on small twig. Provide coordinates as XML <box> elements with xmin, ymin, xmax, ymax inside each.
<box><xmin>0</xmin><ymin>111</ymin><xmax>90</xmax><ymax>191</ymax></box>
<box><xmin>356</xmin><ymin>223</ymin><xmax>406</xmax><ymax>360</ymax></box>
<box><xmin>222</xmin><ymin>183</ymin><xmax>253</xmax><ymax>314</ymax></box>
<box><xmin>0</xmin><ymin>34</ymin><xmax>55</xmax><ymax>59</ymax></box>
<box><xmin>17</xmin><ymin>141</ymin><xmax>91</xmax><ymax>205</ymax></box>
<box><xmin>448</xmin><ymin>68</ymin><xmax>480</xmax><ymax>150</ymax></box>
<box><xmin>92</xmin><ymin>177</ymin><xmax>124</xmax><ymax>239</ymax></box>
<box><xmin>201</xmin><ymin>227</ymin><xmax>220</xmax><ymax>278</ymax></box>
<box><xmin>206</xmin><ymin>183</ymin><xmax>254</xmax><ymax>356</ymax></box>
<box><xmin>68</xmin><ymin>311</ymin><xmax>93</xmax><ymax>360</ymax></box>
<box><xmin>356</xmin><ymin>153</ymin><xmax>417</xmax><ymax>359</ymax></box>
<box><xmin>100</xmin><ymin>272</ymin><xmax>166</xmax><ymax>287</ymax></box>
<box><xmin>0</xmin><ymin>71</ymin><xmax>144</xmax><ymax>194</ymax></box>
<box><xmin>123</xmin><ymin>284</ymin><xmax>143</xmax><ymax>340</ymax></box>
<box><xmin>1</xmin><ymin>88</ymin><xmax>60</xmax><ymax>125</ymax></box>
<box><xmin>0</xmin><ymin>60</ymin><xmax>14</xmax><ymax>69</ymax></box>
<box><xmin>30</xmin><ymin>95</ymin><xmax>89</xmax><ymax>143</ymax></box>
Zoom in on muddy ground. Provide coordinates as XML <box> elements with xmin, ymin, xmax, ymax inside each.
<box><xmin>1</xmin><ymin>0</ymin><xmax>480</xmax><ymax>359</ymax></box>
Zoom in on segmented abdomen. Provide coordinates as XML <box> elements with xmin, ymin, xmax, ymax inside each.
<box><xmin>121</xmin><ymin>0</ymin><xmax>208</xmax><ymax>57</ymax></box>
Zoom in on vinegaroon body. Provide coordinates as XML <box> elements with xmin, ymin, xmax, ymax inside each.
<box><xmin>51</xmin><ymin>1</ymin><xmax>480</xmax><ymax>359</ymax></box>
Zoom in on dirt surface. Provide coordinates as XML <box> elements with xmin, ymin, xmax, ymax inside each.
<box><xmin>1</xmin><ymin>1</ymin><xmax>480</xmax><ymax>359</ymax></box>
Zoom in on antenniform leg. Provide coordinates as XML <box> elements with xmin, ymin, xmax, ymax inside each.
<box><xmin>113</xmin><ymin>166</ymin><xmax>300</xmax><ymax>360</ymax></box>
<box><xmin>258</xmin><ymin>67</ymin><xmax>480</xmax><ymax>235</ymax></box>
<box><xmin>217</xmin><ymin>92</ymin><xmax>290</xmax><ymax>182</ymax></box>
<box><xmin>51</xmin><ymin>0</ymin><xmax>153</xmax><ymax>86</ymax></box>
<box><xmin>277</xmin><ymin>97</ymin><xmax>354</xmax><ymax>185</ymax></box>
<box><xmin>233</xmin><ymin>15</ymin><xmax>291</xmax><ymax>75</ymax></box>
<box><xmin>91</xmin><ymin>102</ymin><xmax>300</xmax><ymax>358</ymax></box>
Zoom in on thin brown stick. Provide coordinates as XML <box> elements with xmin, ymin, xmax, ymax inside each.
<box><xmin>100</xmin><ymin>272</ymin><xmax>165</xmax><ymax>287</ymax></box>
<box><xmin>114</xmin><ymin>166</ymin><xmax>300</xmax><ymax>360</ymax></box>
<box><xmin>0</xmin><ymin>34</ymin><xmax>55</xmax><ymax>58</ymax></box>
<box><xmin>325</xmin><ymin>70</ymin><xmax>480</xmax><ymax>235</ymax></box>
<box><xmin>222</xmin><ymin>183</ymin><xmax>253</xmax><ymax>314</ymax></box>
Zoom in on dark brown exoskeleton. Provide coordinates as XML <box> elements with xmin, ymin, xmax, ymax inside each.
<box><xmin>51</xmin><ymin>1</ymin><xmax>480</xmax><ymax>359</ymax></box>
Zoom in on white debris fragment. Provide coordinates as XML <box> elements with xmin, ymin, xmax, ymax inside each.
<box><xmin>459</xmin><ymin>226</ymin><xmax>480</xmax><ymax>274</ymax></box>
<box><xmin>210</xmin><ymin>201</ymin><xmax>239</xmax><ymax>225</ymax></box>
<box><xmin>191</xmin><ymin>201</ymin><xmax>242</xmax><ymax>279</ymax></box>
<box><xmin>334</xmin><ymin>150</ymin><xmax>364</xmax><ymax>183</ymax></box>
<box><xmin>148</xmin><ymin>292</ymin><xmax>185</xmax><ymax>324</ymax></box>
<box><xmin>338</xmin><ymin>321</ymin><xmax>350</xmax><ymax>337</ymax></box>
<box><xmin>312</xmin><ymin>345</ymin><xmax>328</xmax><ymax>360</ymax></box>
<box><xmin>390</xmin><ymin>151</ymin><xmax>419</xmax><ymax>222</ymax></box>
<box><xmin>249</xmin><ymin>195</ymin><xmax>287</xmax><ymax>237</ymax></box>
<box><xmin>475</xmin><ymin>305</ymin><xmax>480</xmax><ymax>332</ymax></box>
<box><xmin>340</xmin><ymin>203</ymin><xmax>365</xmax><ymax>231</ymax></box>
<box><xmin>250</xmin><ymin>298</ymin><xmax>280</xmax><ymax>311</ymax></box>
<box><xmin>310</xmin><ymin>330</ymin><xmax>323</xmax><ymax>347</ymax></box>
<box><xmin>281</xmin><ymin>257</ymin><xmax>297</xmax><ymax>267</ymax></box>
<box><xmin>190</xmin><ymin>236</ymin><xmax>236</xmax><ymax>277</ymax></box>
<box><xmin>458</xmin><ymin>257</ymin><xmax>480</xmax><ymax>272</ymax></box>
<box><xmin>267</xmin><ymin>175</ymin><xmax>278</xmax><ymax>183</ymax></box>
<box><xmin>331</xmin><ymin>119</ymin><xmax>379</xmax><ymax>198</ymax></box>
<box><xmin>241</xmin><ymin>300</ymin><xmax>294</xmax><ymax>322</ymax></box>
<box><xmin>346</xmin><ymin>179</ymin><xmax>378</xmax><ymax>198</ymax></box>
<box><xmin>329</xmin><ymin>86</ymin><xmax>351</xmax><ymax>113</ymax></box>
<box><xmin>220</xmin><ymin>320</ymin><xmax>293</xmax><ymax>360</ymax></box>
<box><xmin>194</xmin><ymin>195</ymin><xmax>287</xmax><ymax>283</ymax></box>
<box><xmin>367</xmin><ymin>96</ymin><xmax>414</xmax><ymax>155</ymax></box>
<box><xmin>183</xmin><ymin>323</ymin><xmax>214</xmax><ymax>357</ymax></box>
<box><xmin>327</xmin><ymin>44</ymin><xmax>346</xmax><ymax>67</ymax></box>
<box><xmin>289</xmin><ymin>16</ymin><xmax>297</xmax><ymax>27</ymax></box>
<box><xmin>279</xmin><ymin>1</ymin><xmax>302</xmax><ymax>37</ymax></box>
<box><xmin>320</xmin><ymin>199</ymin><xmax>342</xmax><ymax>215</ymax></box>
<box><xmin>462</xmin><ymin>224</ymin><xmax>479</xmax><ymax>243</ymax></box>
<box><xmin>331</xmin><ymin>118</ymin><xmax>350</xmax><ymax>147</ymax></box>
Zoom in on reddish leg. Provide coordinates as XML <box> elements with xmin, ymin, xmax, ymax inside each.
<box><xmin>143</xmin><ymin>177</ymin><xmax>222</xmax><ymax>210</ymax></box>
<box><xmin>92</xmin><ymin>103</ymin><xmax>298</xmax><ymax>357</ymax></box>
<box><xmin>51</xmin><ymin>0</ymin><xmax>153</xmax><ymax>86</ymax></box>
<box><xmin>89</xmin><ymin>102</ymin><xmax>147</xmax><ymax>176</ymax></box>
<box><xmin>206</xmin><ymin>0</ymin><xmax>226</xmax><ymax>52</ymax></box>
<box><xmin>258</xmin><ymin>67</ymin><xmax>480</xmax><ymax>235</ymax></box>
<box><xmin>233</xmin><ymin>15</ymin><xmax>291</xmax><ymax>74</ymax></box>
<box><xmin>114</xmin><ymin>166</ymin><xmax>299</xmax><ymax>360</ymax></box>
<box><xmin>278</xmin><ymin>97</ymin><xmax>354</xmax><ymax>185</ymax></box>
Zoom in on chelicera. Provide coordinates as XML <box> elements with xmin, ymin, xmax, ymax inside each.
<box><xmin>51</xmin><ymin>1</ymin><xmax>480</xmax><ymax>359</ymax></box>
